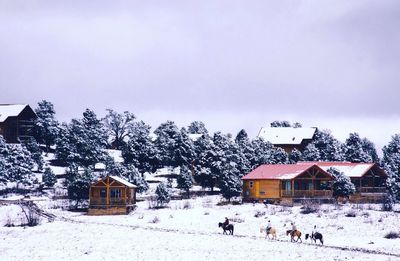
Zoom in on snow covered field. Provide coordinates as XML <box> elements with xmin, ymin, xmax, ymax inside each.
<box><xmin>0</xmin><ymin>196</ymin><xmax>399</xmax><ymax>261</ymax></box>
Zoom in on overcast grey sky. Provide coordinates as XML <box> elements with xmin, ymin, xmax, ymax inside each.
<box><xmin>1</xmin><ymin>0</ymin><xmax>400</xmax><ymax>152</ymax></box>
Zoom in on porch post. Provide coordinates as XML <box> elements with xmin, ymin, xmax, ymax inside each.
<box><xmin>291</xmin><ymin>179</ymin><xmax>294</xmax><ymax>197</ymax></box>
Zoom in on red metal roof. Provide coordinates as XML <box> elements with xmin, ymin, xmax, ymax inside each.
<box><xmin>242</xmin><ymin>164</ymin><xmax>332</xmax><ymax>180</ymax></box>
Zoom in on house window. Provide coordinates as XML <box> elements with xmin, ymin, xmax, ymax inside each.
<box><xmin>111</xmin><ymin>188</ymin><xmax>121</xmax><ymax>198</ymax></box>
<box><xmin>260</xmin><ymin>191</ymin><xmax>266</xmax><ymax>195</ymax></box>
<box><xmin>249</xmin><ymin>181</ymin><xmax>254</xmax><ymax>189</ymax></box>
<box><xmin>100</xmin><ymin>188</ymin><xmax>107</xmax><ymax>198</ymax></box>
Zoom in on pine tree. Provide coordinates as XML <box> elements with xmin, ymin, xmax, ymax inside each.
<box><xmin>327</xmin><ymin>167</ymin><xmax>356</xmax><ymax>198</ymax></box>
<box><xmin>303</xmin><ymin>143</ymin><xmax>321</xmax><ymax>161</ymax></box>
<box><xmin>55</xmin><ymin>109</ymin><xmax>108</xmax><ymax>168</ymax></box>
<box><xmin>270</xmin><ymin>121</ymin><xmax>291</xmax><ymax>127</ymax></box>
<box><xmin>0</xmin><ymin>136</ymin><xmax>9</xmax><ymax>184</ymax></box>
<box><xmin>155</xmin><ymin>182</ymin><xmax>171</xmax><ymax>207</ymax></box>
<box><xmin>34</xmin><ymin>100</ymin><xmax>59</xmax><ymax>152</ymax></box>
<box><xmin>382</xmin><ymin>134</ymin><xmax>400</xmax><ymax>202</ymax></box>
<box><xmin>361</xmin><ymin>138</ymin><xmax>379</xmax><ymax>163</ymax></box>
<box><xmin>42</xmin><ymin>166</ymin><xmax>57</xmax><ymax>187</ymax></box>
<box><xmin>22</xmin><ymin>137</ymin><xmax>44</xmax><ymax>171</ymax></box>
<box><xmin>249</xmin><ymin>138</ymin><xmax>275</xmax><ymax>167</ymax></box>
<box><xmin>175</xmin><ymin>128</ymin><xmax>195</xmax><ymax>167</ymax></box>
<box><xmin>188</xmin><ymin>121</ymin><xmax>208</xmax><ymax>135</ymax></box>
<box><xmin>271</xmin><ymin>147</ymin><xmax>289</xmax><ymax>164</ymax></box>
<box><xmin>122</xmin><ymin>121</ymin><xmax>160</xmax><ymax>174</ymax></box>
<box><xmin>103</xmin><ymin>109</ymin><xmax>136</xmax><ymax>149</ymax></box>
<box><xmin>218</xmin><ymin>162</ymin><xmax>242</xmax><ymax>201</ymax></box>
<box><xmin>7</xmin><ymin>145</ymin><xmax>35</xmax><ymax>189</ymax></box>
<box><xmin>177</xmin><ymin>165</ymin><xmax>193</xmax><ymax>198</ymax></box>
<box><xmin>344</xmin><ymin>133</ymin><xmax>372</xmax><ymax>163</ymax></box>
<box><xmin>124</xmin><ymin>164</ymin><xmax>149</xmax><ymax>193</ymax></box>
<box><xmin>154</xmin><ymin>121</ymin><xmax>181</xmax><ymax>167</ymax></box>
<box><xmin>193</xmin><ymin>134</ymin><xmax>215</xmax><ymax>189</ymax></box>
<box><xmin>307</xmin><ymin>130</ymin><xmax>344</xmax><ymax>161</ymax></box>
<box><xmin>67</xmin><ymin>166</ymin><xmax>93</xmax><ymax>208</ymax></box>
<box><xmin>289</xmin><ymin>149</ymin><xmax>303</xmax><ymax>163</ymax></box>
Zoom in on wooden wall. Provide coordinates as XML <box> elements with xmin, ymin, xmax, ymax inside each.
<box><xmin>243</xmin><ymin>180</ymin><xmax>281</xmax><ymax>199</ymax></box>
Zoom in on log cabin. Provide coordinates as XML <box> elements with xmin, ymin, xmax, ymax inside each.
<box><xmin>88</xmin><ymin>176</ymin><xmax>137</xmax><ymax>215</ymax></box>
<box><xmin>297</xmin><ymin>162</ymin><xmax>388</xmax><ymax>202</ymax></box>
<box><xmin>257</xmin><ymin>127</ymin><xmax>317</xmax><ymax>152</ymax></box>
<box><xmin>242</xmin><ymin>164</ymin><xmax>333</xmax><ymax>203</ymax></box>
<box><xmin>0</xmin><ymin>104</ymin><xmax>36</xmax><ymax>143</ymax></box>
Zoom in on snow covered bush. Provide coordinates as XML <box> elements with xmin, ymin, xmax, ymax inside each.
<box><xmin>345</xmin><ymin>210</ymin><xmax>357</xmax><ymax>217</ymax></box>
<box><xmin>155</xmin><ymin>182</ymin><xmax>171</xmax><ymax>207</ymax></box>
<box><xmin>300</xmin><ymin>199</ymin><xmax>320</xmax><ymax>214</ymax></box>
<box><xmin>42</xmin><ymin>166</ymin><xmax>57</xmax><ymax>188</ymax></box>
<box><xmin>327</xmin><ymin>167</ymin><xmax>356</xmax><ymax>199</ymax></box>
<box><xmin>384</xmin><ymin>231</ymin><xmax>400</xmax><ymax>239</ymax></box>
<box><xmin>20</xmin><ymin>202</ymin><xmax>40</xmax><ymax>227</ymax></box>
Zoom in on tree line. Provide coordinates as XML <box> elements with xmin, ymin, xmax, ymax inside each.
<box><xmin>0</xmin><ymin>100</ymin><xmax>399</xmax><ymax>205</ymax></box>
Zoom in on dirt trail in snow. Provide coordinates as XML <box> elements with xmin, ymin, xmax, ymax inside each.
<box><xmin>57</xmin><ymin>215</ymin><xmax>400</xmax><ymax>259</ymax></box>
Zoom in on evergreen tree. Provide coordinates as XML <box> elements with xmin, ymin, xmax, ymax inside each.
<box><xmin>218</xmin><ymin>162</ymin><xmax>242</xmax><ymax>201</ymax></box>
<box><xmin>122</xmin><ymin>121</ymin><xmax>160</xmax><ymax>174</ymax></box>
<box><xmin>188</xmin><ymin>121</ymin><xmax>208</xmax><ymax>135</ymax></box>
<box><xmin>344</xmin><ymin>133</ymin><xmax>372</xmax><ymax>163</ymax></box>
<box><xmin>0</xmin><ymin>136</ymin><xmax>9</xmax><ymax>184</ymax></box>
<box><xmin>22</xmin><ymin>137</ymin><xmax>44</xmax><ymax>171</ymax></box>
<box><xmin>175</xmin><ymin>128</ymin><xmax>196</xmax><ymax>167</ymax></box>
<box><xmin>382</xmin><ymin>134</ymin><xmax>400</xmax><ymax>202</ymax></box>
<box><xmin>34</xmin><ymin>100</ymin><xmax>59</xmax><ymax>152</ymax></box>
<box><xmin>308</xmin><ymin>130</ymin><xmax>344</xmax><ymax>161</ymax></box>
<box><xmin>303</xmin><ymin>143</ymin><xmax>321</xmax><ymax>161</ymax></box>
<box><xmin>66</xmin><ymin>166</ymin><xmax>93</xmax><ymax>208</ymax></box>
<box><xmin>103</xmin><ymin>109</ymin><xmax>136</xmax><ymax>149</ymax></box>
<box><xmin>7</xmin><ymin>145</ymin><xmax>35</xmax><ymax>189</ymax></box>
<box><xmin>293</xmin><ymin>122</ymin><xmax>302</xmax><ymax>128</ymax></box>
<box><xmin>361</xmin><ymin>138</ymin><xmax>379</xmax><ymax>163</ymax></box>
<box><xmin>177</xmin><ymin>165</ymin><xmax>193</xmax><ymax>198</ymax></box>
<box><xmin>327</xmin><ymin>167</ymin><xmax>356</xmax><ymax>198</ymax></box>
<box><xmin>249</xmin><ymin>138</ymin><xmax>275</xmax><ymax>168</ymax></box>
<box><xmin>55</xmin><ymin>109</ymin><xmax>108</xmax><ymax>168</ymax></box>
<box><xmin>270</xmin><ymin>121</ymin><xmax>291</xmax><ymax>127</ymax></box>
<box><xmin>289</xmin><ymin>149</ymin><xmax>303</xmax><ymax>163</ymax></box>
<box><xmin>155</xmin><ymin>182</ymin><xmax>171</xmax><ymax>206</ymax></box>
<box><xmin>193</xmin><ymin>134</ymin><xmax>216</xmax><ymax>189</ymax></box>
<box><xmin>124</xmin><ymin>164</ymin><xmax>149</xmax><ymax>193</ymax></box>
<box><xmin>42</xmin><ymin>166</ymin><xmax>57</xmax><ymax>187</ymax></box>
<box><xmin>271</xmin><ymin>147</ymin><xmax>289</xmax><ymax>164</ymax></box>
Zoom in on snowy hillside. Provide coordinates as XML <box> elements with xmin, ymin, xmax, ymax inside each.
<box><xmin>0</xmin><ymin>196</ymin><xmax>399</xmax><ymax>260</ymax></box>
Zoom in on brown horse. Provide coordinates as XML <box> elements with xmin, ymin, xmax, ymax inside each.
<box><xmin>286</xmin><ymin>230</ymin><xmax>302</xmax><ymax>243</ymax></box>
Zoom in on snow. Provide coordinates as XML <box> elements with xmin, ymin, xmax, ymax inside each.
<box><xmin>0</xmin><ymin>196</ymin><xmax>399</xmax><ymax>260</ymax></box>
<box><xmin>109</xmin><ymin>176</ymin><xmax>136</xmax><ymax>188</ymax></box>
<box><xmin>0</xmin><ymin>104</ymin><xmax>28</xmax><ymax>122</ymax></box>
<box><xmin>258</xmin><ymin>127</ymin><xmax>317</xmax><ymax>145</ymax></box>
<box><xmin>318</xmin><ymin>164</ymin><xmax>373</xmax><ymax>178</ymax></box>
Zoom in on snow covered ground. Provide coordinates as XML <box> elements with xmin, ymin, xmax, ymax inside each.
<box><xmin>0</xmin><ymin>196</ymin><xmax>399</xmax><ymax>261</ymax></box>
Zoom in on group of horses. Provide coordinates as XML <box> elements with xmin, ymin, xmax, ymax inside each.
<box><xmin>218</xmin><ymin>222</ymin><xmax>324</xmax><ymax>245</ymax></box>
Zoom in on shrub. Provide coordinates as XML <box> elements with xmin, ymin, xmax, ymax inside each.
<box><xmin>183</xmin><ymin>201</ymin><xmax>192</xmax><ymax>209</ymax></box>
<box><xmin>345</xmin><ymin>210</ymin><xmax>357</xmax><ymax>217</ymax></box>
<box><xmin>20</xmin><ymin>202</ymin><xmax>40</xmax><ymax>227</ymax></box>
<box><xmin>300</xmin><ymin>200</ymin><xmax>320</xmax><ymax>214</ymax></box>
<box><xmin>384</xmin><ymin>231</ymin><xmax>400</xmax><ymax>239</ymax></box>
<box><xmin>150</xmin><ymin>216</ymin><xmax>160</xmax><ymax>224</ymax></box>
<box><xmin>254</xmin><ymin>210</ymin><xmax>266</xmax><ymax>218</ymax></box>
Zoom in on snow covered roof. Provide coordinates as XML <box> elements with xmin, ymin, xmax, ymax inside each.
<box><xmin>109</xmin><ymin>176</ymin><xmax>137</xmax><ymax>188</ymax></box>
<box><xmin>242</xmin><ymin>164</ymin><xmax>332</xmax><ymax>180</ymax></box>
<box><xmin>257</xmin><ymin>127</ymin><xmax>317</xmax><ymax>145</ymax></box>
<box><xmin>296</xmin><ymin>162</ymin><xmax>387</xmax><ymax>178</ymax></box>
<box><xmin>0</xmin><ymin>104</ymin><xmax>31</xmax><ymax>122</ymax></box>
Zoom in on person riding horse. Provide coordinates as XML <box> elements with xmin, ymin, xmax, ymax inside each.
<box><xmin>222</xmin><ymin>217</ymin><xmax>229</xmax><ymax>228</ymax></box>
<box><xmin>266</xmin><ymin>220</ymin><xmax>272</xmax><ymax>234</ymax></box>
<box><xmin>290</xmin><ymin>222</ymin><xmax>297</xmax><ymax>236</ymax></box>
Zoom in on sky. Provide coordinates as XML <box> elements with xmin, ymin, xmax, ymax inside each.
<box><xmin>1</xmin><ymin>0</ymin><xmax>400</xmax><ymax>153</ymax></box>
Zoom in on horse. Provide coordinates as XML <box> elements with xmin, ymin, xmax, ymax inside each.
<box><xmin>260</xmin><ymin>227</ymin><xmax>277</xmax><ymax>240</ymax></box>
<box><xmin>286</xmin><ymin>229</ymin><xmax>302</xmax><ymax>243</ymax></box>
<box><xmin>305</xmin><ymin>232</ymin><xmax>324</xmax><ymax>245</ymax></box>
<box><xmin>218</xmin><ymin>222</ymin><xmax>234</xmax><ymax>235</ymax></box>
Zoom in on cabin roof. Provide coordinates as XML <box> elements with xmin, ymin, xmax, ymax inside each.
<box><xmin>0</xmin><ymin>104</ymin><xmax>31</xmax><ymax>122</ymax></box>
<box><xmin>257</xmin><ymin>127</ymin><xmax>317</xmax><ymax>145</ymax></box>
<box><xmin>296</xmin><ymin>162</ymin><xmax>387</xmax><ymax>178</ymax></box>
<box><xmin>242</xmin><ymin>164</ymin><xmax>331</xmax><ymax>180</ymax></box>
<box><xmin>109</xmin><ymin>176</ymin><xmax>137</xmax><ymax>188</ymax></box>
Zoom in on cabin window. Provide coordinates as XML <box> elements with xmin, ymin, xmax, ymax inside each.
<box><xmin>249</xmin><ymin>181</ymin><xmax>254</xmax><ymax>189</ymax></box>
<box><xmin>259</xmin><ymin>191</ymin><xmax>265</xmax><ymax>195</ymax></box>
<box><xmin>111</xmin><ymin>188</ymin><xmax>121</xmax><ymax>198</ymax></box>
<box><xmin>100</xmin><ymin>188</ymin><xmax>106</xmax><ymax>198</ymax></box>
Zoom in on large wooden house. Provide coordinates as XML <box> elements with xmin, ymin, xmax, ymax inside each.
<box><xmin>298</xmin><ymin>162</ymin><xmax>388</xmax><ymax>202</ymax></box>
<box><xmin>88</xmin><ymin>176</ymin><xmax>137</xmax><ymax>215</ymax></box>
<box><xmin>242</xmin><ymin>164</ymin><xmax>333</xmax><ymax>202</ymax></box>
<box><xmin>257</xmin><ymin>127</ymin><xmax>317</xmax><ymax>152</ymax></box>
<box><xmin>0</xmin><ymin>104</ymin><xmax>37</xmax><ymax>143</ymax></box>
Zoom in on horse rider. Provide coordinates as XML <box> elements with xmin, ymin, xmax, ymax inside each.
<box><xmin>311</xmin><ymin>225</ymin><xmax>317</xmax><ymax>237</ymax></box>
<box><xmin>222</xmin><ymin>217</ymin><xmax>229</xmax><ymax>228</ymax></box>
<box><xmin>266</xmin><ymin>220</ymin><xmax>272</xmax><ymax>234</ymax></box>
<box><xmin>291</xmin><ymin>222</ymin><xmax>297</xmax><ymax>235</ymax></box>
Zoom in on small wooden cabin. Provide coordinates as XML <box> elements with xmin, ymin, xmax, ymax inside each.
<box><xmin>242</xmin><ymin>164</ymin><xmax>333</xmax><ymax>202</ymax></box>
<box><xmin>0</xmin><ymin>104</ymin><xmax>36</xmax><ymax>143</ymax></box>
<box><xmin>88</xmin><ymin>176</ymin><xmax>137</xmax><ymax>215</ymax></box>
<box><xmin>298</xmin><ymin>162</ymin><xmax>388</xmax><ymax>202</ymax></box>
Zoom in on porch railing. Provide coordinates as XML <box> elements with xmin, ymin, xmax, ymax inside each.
<box><xmin>90</xmin><ymin>197</ymin><xmax>134</xmax><ymax>206</ymax></box>
<box><xmin>281</xmin><ymin>190</ymin><xmax>332</xmax><ymax>198</ymax></box>
<box><xmin>357</xmin><ymin>187</ymin><xmax>386</xmax><ymax>193</ymax></box>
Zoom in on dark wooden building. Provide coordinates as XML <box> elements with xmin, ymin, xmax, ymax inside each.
<box><xmin>0</xmin><ymin>104</ymin><xmax>37</xmax><ymax>143</ymax></box>
<box><xmin>88</xmin><ymin>176</ymin><xmax>137</xmax><ymax>215</ymax></box>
